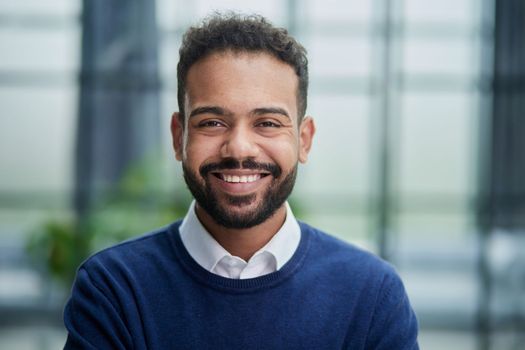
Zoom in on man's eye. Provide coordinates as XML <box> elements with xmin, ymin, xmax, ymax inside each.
<box><xmin>199</xmin><ymin>120</ymin><xmax>224</xmax><ymax>128</ymax></box>
<box><xmin>257</xmin><ymin>121</ymin><xmax>280</xmax><ymax>128</ymax></box>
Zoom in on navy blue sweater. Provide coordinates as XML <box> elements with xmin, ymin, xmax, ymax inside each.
<box><xmin>64</xmin><ymin>221</ymin><xmax>418</xmax><ymax>349</ymax></box>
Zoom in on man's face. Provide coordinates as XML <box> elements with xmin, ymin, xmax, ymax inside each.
<box><xmin>171</xmin><ymin>51</ymin><xmax>314</xmax><ymax>229</ymax></box>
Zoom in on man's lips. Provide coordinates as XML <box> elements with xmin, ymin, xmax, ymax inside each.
<box><xmin>200</xmin><ymin>159</ymin><xmax>281</xmax><ymax>179</ymax></box>
<box><xmin>208</xmin><ymin>171</ymin><xmax>272</xmax><ymax>194</ymax></box>
<box><xmin>211</xmin><ymin>172</ymin><xmax>270</xmax><ymax>184</ymax></box>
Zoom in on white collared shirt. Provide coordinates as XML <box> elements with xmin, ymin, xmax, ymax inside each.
<box><xmin>179</xmin><ymin>201</ymin><xmax>301</xmax><ymax>279</ymax></box>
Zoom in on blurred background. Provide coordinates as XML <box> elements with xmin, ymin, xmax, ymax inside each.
<box><xmin>0</xmin><ymin>0</ymin><xmax>524</xmax><ymax>349</ymax></box>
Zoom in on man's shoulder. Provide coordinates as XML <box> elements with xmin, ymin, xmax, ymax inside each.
<box><xmin>80</xmin><ymin>221</ymin><xmax>182</xmax><ymax>274</ymax></box>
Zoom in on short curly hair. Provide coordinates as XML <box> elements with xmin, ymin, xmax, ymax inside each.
<box><xmin>177</xmin><ymin>13</ymin><xmax>308</xmax><ymax>122</ymax></box>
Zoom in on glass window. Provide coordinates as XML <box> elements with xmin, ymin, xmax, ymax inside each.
<box><xmin>403</xmin><ymin>0</ymin><xmax>475</xmax><ymax>24</ymax></box>
<box><xmin>299</xmin><ymin>95</ymin><xmax>371</xmax><ymax>198</ymax></box>
<box><xmin>398</xmin><ymin>92</ymin><xmax>476</xmax><ymax>196</ymax></box>
<box><xmin>307</xmin><ymin>0</ymin><xmax>373</xmax><ymax>23</ymax></box>
<box><xmin>308</xmin><ymin>36</ymin><xmax>373</xmax><ymax>77</ymax></box>
<box><xmin>0</xmin><ymin>87</ymin><xmax>76</xmax><ymax>193</ymax></box>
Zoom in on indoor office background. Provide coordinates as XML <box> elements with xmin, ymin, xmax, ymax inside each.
<box><xmin>0</xmin><ymin>0</ymin><xmax>523</xmax><ymax>349</ymax></box>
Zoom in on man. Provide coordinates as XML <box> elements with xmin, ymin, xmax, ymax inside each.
<box><xmin>64</xmin><ymin>13</ymin><xmax>419</xmax><ymax>349</ymax></box>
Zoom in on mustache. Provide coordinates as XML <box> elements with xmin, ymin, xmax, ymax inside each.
<box><xmin>200</xmin><ymin>158</ymin><xmax>282</xmax><ymax>178</ymax></box>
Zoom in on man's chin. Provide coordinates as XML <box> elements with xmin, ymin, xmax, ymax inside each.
<box><xmin>215</xmin><ymin>194</ymin><xmax>264</xmax><ymax>219</ymax></box>
<box><xmin>222</xmin><ymin>192</ymin><xmax>258</xmax><ymax>207</ymax></box>
<box><xmin>205</xmin><ymin>196</ymin><xmax>272</xmax><ymax>229</ymax></box>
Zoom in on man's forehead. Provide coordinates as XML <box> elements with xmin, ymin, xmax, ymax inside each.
<box><xmin>183</xmin><ymin>52</ymin><xmax>299</xmax><ymax>114</ymax></box>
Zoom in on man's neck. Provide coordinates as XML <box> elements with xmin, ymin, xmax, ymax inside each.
<box><xmin>194</xmin><ymin>204</ymin><xmax>287</xmax><ymax>261</ymax></box>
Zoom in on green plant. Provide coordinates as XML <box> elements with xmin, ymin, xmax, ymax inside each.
<box><xmin>27</xmin><ymin>155</ymin><xmax>191</xmax><ymax>288</ymax></box>
<box><xmin>26</xmin><ymin>219</ymin><xmax>90</xmax><ymax>287</ymax></box>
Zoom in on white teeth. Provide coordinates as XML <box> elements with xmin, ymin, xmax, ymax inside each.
<box><xmin>222</xmin><ymin>174</ymin><xmax>261</xmax><ymax>183</ymax></box>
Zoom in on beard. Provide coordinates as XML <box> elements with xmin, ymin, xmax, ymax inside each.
<box><xmin>182</xmin><ymin>158</ymin><xmax>297</xmax><ymax>229</ymax></box>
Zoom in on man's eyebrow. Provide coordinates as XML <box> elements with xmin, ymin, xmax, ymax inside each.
<box><xmin>189</xmin><ymin>106</ymin><xmax>230</xmax><ymax>118</ymax></box>
<box><xmin>252</xmin><ymin>107</ymin><xmax>291</xmax><ymax>120</ymax></box>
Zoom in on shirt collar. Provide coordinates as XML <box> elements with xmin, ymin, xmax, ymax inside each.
<box><xmin>179</xmin><ymin>200</ymin><xmax>301</xmax><ymax>272</ymax></box>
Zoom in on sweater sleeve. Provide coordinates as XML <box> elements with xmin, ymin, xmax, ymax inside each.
<box><xmin>63</xmin><ymin>267</ymin><xmax>133</xmax><ymax>350</ymax></box>
<box><xmin>365</xmin><ymin>269</ymin><xmax>419</xmax><ymax>350</ymax></box>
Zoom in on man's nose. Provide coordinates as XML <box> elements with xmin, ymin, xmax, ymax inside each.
<box><xmin>220</xmin><ymin>125</ymin><xmax>260</xmax><ymax>159</ymax></box>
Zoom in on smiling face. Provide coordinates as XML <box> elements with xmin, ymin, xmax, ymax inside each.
<box><xmin>171</xmin><ymin>51</ymin><xmax>315</xmax><ymax>229</ymax></box>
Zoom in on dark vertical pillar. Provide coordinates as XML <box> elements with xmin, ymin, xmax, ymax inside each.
<box><xmin>490</xmin><ymin>0</ymin><xmax>525</xmax><ymax>228</ymax></box>
<box><xmin>74</xmin><ymin>0</ymin><xmax>161</xmax><ymax>217</ymax></box>
<box><xmin>476</xmin><ymin>1</ymin><xmax>525</xmax><ymax>349</ymax></box>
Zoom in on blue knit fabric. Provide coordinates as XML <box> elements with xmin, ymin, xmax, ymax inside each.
<box><xmin>64</xmin><ymin>221</ymin><xmax>419</xmax><ymax>349</ymax></box>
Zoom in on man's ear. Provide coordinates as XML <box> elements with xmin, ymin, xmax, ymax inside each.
<box><xmin>171</xmin><ymin>112</ymin><xmax>184</xmax><ymax>161</ymax></box>
<box><xmin>298</xmin><ymin>116</ymin><xmax>315</xmax><ymax>163</ymax></box>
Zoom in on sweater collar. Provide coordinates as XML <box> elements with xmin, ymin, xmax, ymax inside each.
<box><xmin>179</xmin><ymin>200</ymin><xmax>301</xmax><ymax>274</ymax></box>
